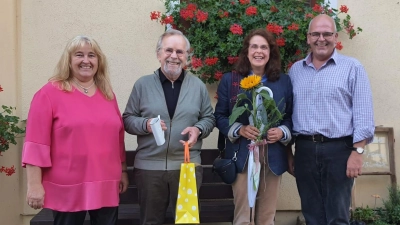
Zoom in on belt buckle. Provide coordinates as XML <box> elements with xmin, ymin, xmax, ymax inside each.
<box><xmin>312</xmin><ymin>135</ymin><xmax>324</xmax><ymax>142</ymax></box>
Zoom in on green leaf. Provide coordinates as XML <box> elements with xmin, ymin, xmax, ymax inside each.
<box><xmin>229</xmin><ymin>106</ymin><xmax>246</xmax><ymax>125</ymax></box>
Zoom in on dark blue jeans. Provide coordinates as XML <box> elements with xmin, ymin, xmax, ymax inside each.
<box><xmin>295</xmin><ymin>137</ymin><xmax>354</xmax><ymax>225</ymax></box>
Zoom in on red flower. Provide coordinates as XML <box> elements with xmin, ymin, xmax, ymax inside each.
<box><xmin>160</xmin><ymin>15</ymin><xmax>174</xmax><ymax>25</ymax></box>
<box><xmin>186</xmin><ymin>3</ymin><xmax>197</xmax><ymax>12</ymax></box>
<box><xmin>312</xmin><ymin>4</ymin><xmax>323</xmax><ymax>13</ymax></box>
<box><xmin>345</xmin><ymin>22</ymin><xmax>356</xmax><ymax>38</ymax></box>
<box><xmin>305</xmin><ymin>13</ymin><xmax>314</xmax><ymax>19</ymax></box>
<box><xmin>191</xmin><ymin>56</ymin><xmax>203</xmax><ymax>69</ymax></box>
<box><xmin>231</xmin><ymin>1</ymin><xmax>235</xmax><ymax>5</ymax></box>
<box><xmin>180</xmin><ymin>9</ymin><xmax>195</xmax><ymax>20</ymax></box>
<box><xmin>287</xmin><ymin>62</ymin><xmax>294</xmax><ymax>70</ymax></box>
<box><xmin>5</xmin><ymin>166</ymin><xmax>15</xmax><ymax>176</ymax></box>
<box><xmin>204</xmin><ymin>57</ymin><xmax>219</xmax><ymax>66</ymax></box>
<box><xmin>245</xmin><ymin>6</ymin><xmax>257</xmax><ymax>16</ymax></box>
<box><xmin>266</xmin><ymin>23</ymin><xmax>283</xmax><ymax>35</ymax></box>
<box><xmin>150</xmin><ymin>11</ymin><xmax>161</xmax><ymax>21</ymax></box>
<box><xmin>0</xmin><ymin>165</ymin><xmax>16</xmax><ymax>176</ymax></box>
<box><xmin>276</xmin><ymin>37</ymin><xmax>286</xmax><ymax>47</ymax></box>
<box><xmin>340</xmin><ymin>5</ymin><xmax>349</xmax><ymax>13</ymax></box>
<box><xmin>0</xmin><ymin>137</ymin><xmax>7</xmax><ymax>145</ymax></box>
<box><xmin>270</xmin><ymin>6</ymin><xmax>279</xmax><ymax>13</ymax></box>
<box><xmin>214</xmin><ymin>71</ymin><xmax>223</xmax><ymax>81</ymax></box>
<box><xmin>218</xmin><ymin>10</ymin><xmax>229</xmax><ymax>18</ymax></box>
<box><xmin>0</xmin><ymin>85</ymin><xmax>3</xmax><ymax>92</ymax></box>
<box><xmin>295</xmin><ymin>49</ymin><xmax>301</xmax><ymax>56</ymax></box>
<box><xmin>239</xmin><ymin>0</ymin><xmax>250</xmax><ymax>5</ymax></box>
<box><xmin>227</xmin><ymin>56</ymin><xmax>239</xmax><ymax>64</ymax></box>
<box><xmin>201</xmin><ymin>74</ymin><xmax>211</xmax><ymax>79</ymax></box>
<box><xmin>287</xmin><ymin>23</ymin><xmax>299</xmax><ymax>31</ymax></box>
<box><xmin>196</xmin><ymin>10</ymin><xmax>208</xmax><ymax>23</ymax></box>
<box><xmin>335</xmin><ymin>42</ymin><xmax>343</xmax><ymax>50</ymax></box>
<box><xmin>230</xmin><ymin>24</ymin><xmax>243</xmax><ymax>35</ymax></box>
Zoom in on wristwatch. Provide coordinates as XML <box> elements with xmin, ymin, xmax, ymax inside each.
<box><xmin>353</xmin><ymin>147</ymin><xmax>365</xmax><ymax>154</ymax></box>
<box><xmin>196</xmin><ymin>127</ymin><xmax>202</xmax><ymax>135</ymax></box>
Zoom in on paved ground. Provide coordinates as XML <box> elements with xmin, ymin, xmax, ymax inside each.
<box><xmin>23</xmin><ymin>211</ymin><xmax>303</xmax><ymax>225</ymax></box>
<box><xmin>167</xmin><ymin>211</ymin><xmax>303</xmax><ymax>225</ymax></box>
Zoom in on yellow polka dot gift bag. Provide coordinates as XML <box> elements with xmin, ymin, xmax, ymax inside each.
<box><xmin>175</xmin><ymin>142</ymin><xmax>200</xmax><ymax>224</ymax></box>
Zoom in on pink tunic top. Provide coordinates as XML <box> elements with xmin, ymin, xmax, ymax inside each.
<box><xmin>22</xmin><ymin>82</ymin><xmax>125</xmax><ymax>212</ymax></box>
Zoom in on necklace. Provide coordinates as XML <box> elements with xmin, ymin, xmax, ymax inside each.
<box><xmin>73</xmin><ymin>79</ymin><xmax>95</xmax><ymax>94</ymax></box>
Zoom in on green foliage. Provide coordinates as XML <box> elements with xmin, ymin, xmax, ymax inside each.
<box><xmin>352</xmin><ymin>206</ymin><xmax>378</xmax><ymax>223</ymax></box>
<box><xmin>370</xmin><ymin>220</ymin><xmax>390</xmax><ymax>225</ymax></box>
<box><xmin>380</xmin><ymin>186</ymin><xmax>400</xmax><ymax>224</ymax></box>
<box><xmin>151</xmin><ymin>0</ymin><xmax>362</xmax><ymax>84</ymax></box>
<box><xmin>0</xmin><ymin>105</ymin><xmax>25</xmax><ymax>152</ymax></box>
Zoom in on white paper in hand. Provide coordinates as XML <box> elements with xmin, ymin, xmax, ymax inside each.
<box><xmin>150</xmin><ymin>115</ymin><xmax>165</xmax><ymax>146</ymax></box>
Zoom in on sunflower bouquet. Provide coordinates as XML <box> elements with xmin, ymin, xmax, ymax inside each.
<box><xmin>228</xmin><ymin>75</ymin><xmax>283</xmax><ymax>142</ymax></box>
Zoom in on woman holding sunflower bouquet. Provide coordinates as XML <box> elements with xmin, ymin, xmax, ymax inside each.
<box><xmin>214</xmin><ymin>28</ymin><xmax>293</xmax><ymax>225</ymax></box>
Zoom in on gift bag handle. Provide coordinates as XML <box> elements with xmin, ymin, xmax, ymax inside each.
<box><xmin>184</xmin><ymin>142</ymin><xmax>190</xmax><ymax>163</ymax></box>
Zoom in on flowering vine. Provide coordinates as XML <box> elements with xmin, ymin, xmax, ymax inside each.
<box><xmin>151</xmin><ymin>0</ymin><xmax>362</xmax><ymax>84</ymax></box>
<box><xmin>0</xmin><ymin>85</ymin><xmax>25</xmax><ymax>176</ymax></box>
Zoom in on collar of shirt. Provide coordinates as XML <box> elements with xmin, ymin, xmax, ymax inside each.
<box><xmin>159</xmin><ymin>68</ymin><xmax>185</xmax><ymax>84</ymax></box>
<box><xmin>303</xmin><ymin>49</ymin><xmax>338</xmax><ymax>68</ymax></box>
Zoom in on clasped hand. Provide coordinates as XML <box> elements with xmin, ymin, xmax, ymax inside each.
<box><xmin>239</xmin><ymin>125</ymin><xmax>282</xmax><ymax>143</ymax></box>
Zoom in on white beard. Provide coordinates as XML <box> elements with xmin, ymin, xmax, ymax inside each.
<box><xmin>163</xmin><ymin>63</ymin><xmax>182</xmax><ymax>79</ymax></box>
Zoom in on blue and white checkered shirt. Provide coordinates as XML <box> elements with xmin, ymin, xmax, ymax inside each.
<box><xmin>289</xmin><ymin>50</ymin><xmax>375</xmax><ymax>144</ymax></box>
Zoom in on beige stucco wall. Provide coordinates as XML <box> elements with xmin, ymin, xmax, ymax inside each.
<box><xmin>337</xmin><ymin>0</ymin><xmax>400</xmax><ymax>208</ymax></box>
<box><xmin>1</xmin><ymin>0</ymin><xmax>400</xmax><ymax>224</ymax></box>
<box><xmin>0</xmin><ymin>1</ymin><xmax>24</xmax><ymax>225</ymax></box>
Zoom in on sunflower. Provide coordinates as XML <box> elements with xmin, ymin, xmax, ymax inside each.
<box><xmin>240</xmin><ymin>75</ymin><xmax>262</xmax><ymax>91</ymax></box>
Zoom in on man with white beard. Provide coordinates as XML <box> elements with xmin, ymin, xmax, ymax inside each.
<box><xmin>288</xmin><ymin>14</ymin><xmax>374</xmax><ymax>225</ymax></box>
<box><xmin>123</xmin><ymin>29</ymin><xmax>215</xmax><ymax>225</ymax></box>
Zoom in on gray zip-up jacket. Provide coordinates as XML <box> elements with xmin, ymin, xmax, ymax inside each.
<box><xmin>123</xmin><ymin>70</ymin><xmax>215</xmax><ymax>170</ymax></box>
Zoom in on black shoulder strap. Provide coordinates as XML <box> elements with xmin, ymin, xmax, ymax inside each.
<box><xmin>218</xmin><ymin>72</ymin><xmax>241</xmax><ymax>151</ymax></box>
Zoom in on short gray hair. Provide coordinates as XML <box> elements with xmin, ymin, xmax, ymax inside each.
<box><xmin>155</xmin><ymin>28</ymin><xmax>191</xmax><ymax>54</ymax></box>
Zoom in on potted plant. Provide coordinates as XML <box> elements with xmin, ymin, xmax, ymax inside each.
<box><xmin>151</xmin><ymin>0</ymin><xmax>362</xmax><ymax>84</ymax></box>
<box><xmin>376</xmin><ymin>186</ymin><xmax>400</xmax><ymax>224</ymax></box>
<box><xmin>351</xmin><ymin>206</ymin><xmax>378</xmax><ymax>225</ymax></box>
<box><xmin>0</xmin><ymin>85</ymin><xmax>25</xmax><ymax>176</ymax></box>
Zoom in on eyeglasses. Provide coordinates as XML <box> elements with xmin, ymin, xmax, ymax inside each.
<box><xmin>162</xmin><ymin>48</ymin><xmax>187</xmax><ymax>56</ymax></box>
<box><xmin>249</xmin><ymin>44</ymin><xmax>269</xmax><ymax>51</ymax></box>
<box><xmin>308</xmin><ymin>32</ymin><xmax>335</xmax><ymax>39</ymax></box>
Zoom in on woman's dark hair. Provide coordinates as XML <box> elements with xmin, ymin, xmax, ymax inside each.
<box><xmin>235</xmin><ymin>28</ymin><xmax>281</xmax><ymax>81</ymax></box>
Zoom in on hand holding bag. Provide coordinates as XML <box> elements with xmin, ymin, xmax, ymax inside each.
<box><xmin>175</xmin><ymin>142</ymin><xmax>200</xmax><ymax>224</ymax></box>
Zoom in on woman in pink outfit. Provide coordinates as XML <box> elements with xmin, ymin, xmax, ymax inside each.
<box><xmin>22</xmin><ymin>36</ymin><xmax>128</xmax><ymax>225</ymax></box>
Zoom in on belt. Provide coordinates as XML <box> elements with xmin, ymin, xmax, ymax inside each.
<box><xmin>296</xmin><ymin>134</ymin><xmax>352</xmax><ymax>143</ymax></box>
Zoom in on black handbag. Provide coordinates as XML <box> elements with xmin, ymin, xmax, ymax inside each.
<box><xmin>212</xmin><ymin>155</ymin><xmax>237</xmax><ymax>184</ymax></box>
<box><xmin>212</xmin><ymin>132</ymin><xmax>239</xmax><ymax>184</ymax></box>
<box><xmin>213</xmin><ymin>72</ymin><xmax>241</xmax><ymax>184</ymax></box>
